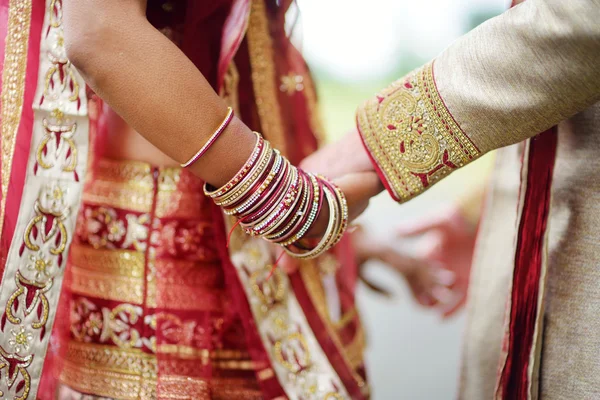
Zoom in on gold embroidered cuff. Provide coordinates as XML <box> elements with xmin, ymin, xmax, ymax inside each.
<box><xmin>356</xmin><ymin>62</ymin><xmax>481</xmax><ymax>203</ymax></box>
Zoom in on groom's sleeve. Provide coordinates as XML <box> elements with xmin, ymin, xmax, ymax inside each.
<box><xmin>357</xmin><ymin>0</ymin><xmax>600</xmax><ymax>203</ymax></box>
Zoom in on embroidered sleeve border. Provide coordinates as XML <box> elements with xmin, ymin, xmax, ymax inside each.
<box><xmin>356</xmin><ymin>61</ymin><xmax>480</xmax><ymax>203</ymax></box>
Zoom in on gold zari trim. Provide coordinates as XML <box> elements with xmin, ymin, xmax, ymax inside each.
<box><xmin>0</xmin><ymin>0</ymin><xmax>32</xmax><ymax>243</ymax></box>
<box><xmin>357</xmin><ymin>62</ymin><xmax>480</xmax><ymax>202</ymax></box>
<box><xmin>70</xmin><ymin>246</ymin><xmax>145</xmax><ymax>278</ymax></box>
<box><xmin>61</xmin><ymin>342</ymin><xmax>262</xmax><ymax>399</ymax></box>
<box><xmin>0</xmin><ymin>0</ymin><xmax>89</xmax><ymax>397</ymax></box>
<box><xmin>247</xmin><ymin>0</ymin><xmax>287</xmax><ymax>154</ymax></box>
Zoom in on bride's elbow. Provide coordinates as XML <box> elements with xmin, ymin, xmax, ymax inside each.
<box><xmin>63</xmin><ymin>20</ymin><xmax>108</xmax><ymax>74</ymax></box>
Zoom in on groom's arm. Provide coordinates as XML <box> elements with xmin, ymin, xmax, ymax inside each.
<box><xmin>357</xmin><ymin>0</ymin><xmax>600</xmax><ymax>202</ymax></box>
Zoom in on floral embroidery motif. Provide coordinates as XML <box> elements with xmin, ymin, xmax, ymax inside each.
<box><xmin>4</xmin><ymin>271</ymin><xmax>52</xmax><ymax>331</ymax></box>
<box><xmin>273</xmin><ymin>330</ymin><xmax>312</xmax><ymax>374</ymax></box>
<box><xmin>357</xmin><ymin>62</ymin><xmax>480</xmax><ymax>202</ymax></box>
<box><xmin>34</xmin><ymin>109</ymin><xmax>78</xmax><ymax>177</ymax></box>
<box><xmin>26</xmin><ymin>253</ymin><xmax>53</xmax><ymax>283</ymax></box>
<box><xmin>0</xmin><ymin>346</ymin><xmax>33</xmax><ymax>400</ymax></box>
<box><xmin>22</xmin><ymin>183</ymin><xmax>70</xmax><ymax>264</ymax></box>
<box><xmin>78</xmin><ymin>205</ymin><xmax>149</xmax><ymax>251</ymax></box>
<box><xmin>8</xmin><ymin>326</ymin><xmax>34</xmax><ymax>354</ymax></box>
<box><xmin>70</xmin><ymin>298</ymin><xmax>144</xmax><ymax>349</ymax></box>
<box><xmin>279</xmin><ymin>73</ymin><xmax>304</xmax><ymax>95</ymax></box>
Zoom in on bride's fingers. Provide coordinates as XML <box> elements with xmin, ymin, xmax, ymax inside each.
<box><xmin>442</xmin><ymin>294</ymin><xmax>467</xmax><ymax>319</ymax></box>
<box><xmin>359</xmin><ymin>274</ymin><xmax>394</xmax><ymax>298</ymax></box>
<box><xmin>305</xmin><ymin>171</ymin><xmax>383</xmax><ymax>239</ymax></box>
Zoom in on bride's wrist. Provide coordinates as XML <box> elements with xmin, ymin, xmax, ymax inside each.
<box><xmin>189</xmin><ymin>117</ymin><xmax>258</xmax><ymax>187</ymax></box>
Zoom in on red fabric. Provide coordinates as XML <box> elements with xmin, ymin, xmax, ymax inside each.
<box><xmin>217</xmin><ymin>0</ymin><xmax>251</xmax><ymax>89</ymax></box>
<box><xmin>499</xmin><ymin>129</ymin><xmax>557</xmax><ymax>399</ymax></box>
<box><xmin>211</xmin><ymin>204</ymin><xmax>288</xmax><ymax>399</ymax></box>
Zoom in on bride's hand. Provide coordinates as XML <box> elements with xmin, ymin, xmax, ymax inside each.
<box><xmin>278</xmin><ymin>129</ymin><xmax>383</xmax><ymax>273</ymax></box>
<box><xmin>279</xmin><ymin>171</ymin><xmax>382</xmax><ymax>273</ymax></box>
<box><xmin>300</xmin><ymin>129</ymin><xmax>384</xmax><ymax>240</ymax></box>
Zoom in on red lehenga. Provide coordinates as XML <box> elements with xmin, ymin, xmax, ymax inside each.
<box><xmin>0</xmin><ymin>0</ymin><xmax>369</xmax><ymax>399</ymax></box>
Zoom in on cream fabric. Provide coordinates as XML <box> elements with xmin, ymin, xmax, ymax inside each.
<box><xmin>435</xmin><ymin>0</ymin><xmax>600</xmax><ymax>153</ymax></box>
<box><xmin>540</xmin><ymin>105</ymin><xmax>600</xmax><ymax>399</ymax></box>
<box><xmin>458</xmin><ymin>144</ymin><xmax>523</xmax><ymax>399</ymax></box>
<box><xmin>461</xmin><ymin>103</ymin><xmax>600</xmax><ymax>399</ymax></box>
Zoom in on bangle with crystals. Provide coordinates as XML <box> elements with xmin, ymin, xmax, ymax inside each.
<box><xmin>224</xmin><ymin>153</ymin><xmax>284</xmax><ymax>216</ymax></box>
<box><xmin>214</xmin><ymin>142</ymin><xmax>274</xmax><ymax>207</ymax></box>
<box><xmin>204</xmin><ymin>132</ymin><xmax>349</xmax><ymax>260</ymax></box>
<box><xmin>239</xmin><ymin>160</ymin><xmax>292</xmax><ymax>224</ymax></box>
<box><xmin>284</xmin><ymin>184</ymin><xmax>340</xmax><ymax>259</ymax></box>
<box><xmin>270</xmin><ymin>171</ymin><xmax>312</xmax><ymax>243</ymax></box>
<box><xmin>265</xmin><ymin>172</ymin><xmax>309</xmax><ymax>241</ymax></box>
<box><xmin>321</xmin><ymin>178</ymin><xmax>349</xmax><ymax>249</ymax></box>
<box><xmin>278</xmin><ymin>173</ymin><xmax>321</xmax><ymax>247</ymax></box>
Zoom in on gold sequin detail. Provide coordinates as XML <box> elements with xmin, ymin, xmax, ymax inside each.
<box><xmin>0</xmin><ymin>0</ymin><xmax>32</xmax><ymax>243</ymax></box>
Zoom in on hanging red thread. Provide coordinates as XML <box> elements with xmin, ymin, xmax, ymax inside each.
<box><xmin>267</xmin><ymin>251</ymin><xmax>286</xmax><ymax>280</ymax></box>
<box><xmin>226</xmin><ymin>216</ymin><xmax>247</xmax><ymax>248</ymax></box>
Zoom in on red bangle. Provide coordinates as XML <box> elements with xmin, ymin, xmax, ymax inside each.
<box><xmin>181</xmin><ymin>107</ymin><xmax>234</xmax><ymax>168</ymax></box>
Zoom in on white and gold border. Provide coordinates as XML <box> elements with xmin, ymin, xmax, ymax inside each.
<box><xmin>0</xmin><ymin>0</ymin><xmax>89</xmax><ymax>398</ymax></box>
<box><xmin>231</xmin><ymin>240</ymin><xmax>349</xmax><ymax>400</ymax></box>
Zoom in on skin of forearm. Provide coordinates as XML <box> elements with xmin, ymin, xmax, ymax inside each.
<box><xmin>63</xmin><ymin>0</ymin><xmax>256</xmax><ymax>187</ymax></box>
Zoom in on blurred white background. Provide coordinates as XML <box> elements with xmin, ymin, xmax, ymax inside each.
<box><xmin>296</xmin><ymin>1</ymin><xmax>507</xmax><ymax>399</ymax></box>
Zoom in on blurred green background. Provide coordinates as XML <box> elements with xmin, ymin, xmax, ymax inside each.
<box><xmin>314</xmin><ymin>9</ymin><xmax>501</xmax><ymax>142</ymax></box>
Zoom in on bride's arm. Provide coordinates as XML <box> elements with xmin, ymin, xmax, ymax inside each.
<box><xmin>63</xmin><ymin>0</ymin><xmax>255</xmax><ymax>187</ymax></box>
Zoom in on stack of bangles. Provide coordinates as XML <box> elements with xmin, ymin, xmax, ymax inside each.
<box><xmin>180</xmin><ymin>107</ymin><xmax>348</xmax><ymax>259</ymax></box>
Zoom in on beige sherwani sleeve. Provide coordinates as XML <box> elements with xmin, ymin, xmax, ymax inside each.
<box><xmin>357</xmin><ymin>0</ymin><xmax>600</xmax><ymax>203</ymax></box>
